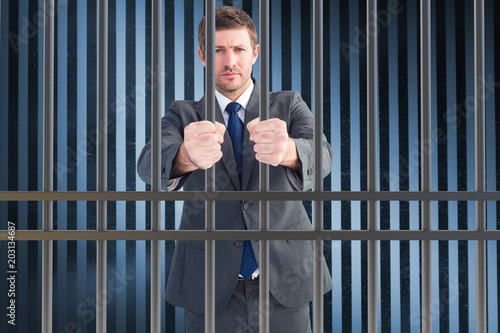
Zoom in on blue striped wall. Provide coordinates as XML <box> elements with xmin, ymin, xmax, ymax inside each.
<box><xmin>0</xmin><ymin>0</ymin><xmax>499</xmax><ymax>332</ymax></box>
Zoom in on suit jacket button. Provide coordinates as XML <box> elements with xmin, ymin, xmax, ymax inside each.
<box><xmin>234</xmin><ymin>241</ymin><xmax>243</xmax><ymax>247</ymax></box>
<box><xmin>243</xmin><ymin>203</ymin><xmax>249</xmax><ymax>210</ymax></box>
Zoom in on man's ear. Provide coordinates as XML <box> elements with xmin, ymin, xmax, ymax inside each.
<box><xmin>198</xmin><ymin>48</ymin><xmax>206</xmax><ymax>67</ymax></box>
<box><xmin>251</xmin><ymin>44</ymin><xmax>260</xmax><ymax>65</ymax></box>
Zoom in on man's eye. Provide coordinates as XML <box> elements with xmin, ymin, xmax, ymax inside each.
<box><xmin>215</xmin><ymin>49</ymin><xmax>222</xmax><ymax>53</ymax></box>
<box><xmin>237</xmin><ymin>48</ymin><xmax>244</xmax><ymax>52</ymax></box>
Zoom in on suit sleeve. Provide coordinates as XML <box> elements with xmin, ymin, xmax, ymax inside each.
<box><xmin>137</xmin><ymin>102</ymin><xmax>191</xmax><ymax>191</ymax></box>
<box><xmin>288</xmin><ymin>92</ymin><xmax>333</xmax><ymax>192</ymax></box>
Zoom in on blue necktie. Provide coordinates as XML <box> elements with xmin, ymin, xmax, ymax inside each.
<box><xmin>226</xmin><ymin>102</ymin><xmax>258</xmax><ymax>279</ymax></box>
<box><xmin>226</xmin><ymin>102</ymin><xmax>243</xmax><ymax>179</ymax></box>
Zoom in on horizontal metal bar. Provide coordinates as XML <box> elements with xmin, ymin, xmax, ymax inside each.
<box><xmin>2</xmin><ymin>230</ymin><xmax>499</xmax><ymax>241</ymax></box>
<box><xmin>1</xmin><ymin>191</ymin><xmax>499</xmax><ymax>201</ymax></box>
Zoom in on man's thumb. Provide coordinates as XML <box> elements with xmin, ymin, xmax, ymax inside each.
<box><xmin>214</xmin><ymin>121</ymin><xmax>226</xmax><ymax>143</ymax></box>
<box><xmin>246</xmin><ymin>117</ymin><xmax>259</xmax><ymax>141</ymax></box>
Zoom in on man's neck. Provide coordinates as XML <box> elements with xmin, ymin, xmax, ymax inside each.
<box><xmin>215</xmin><ymin>80</ymin><xmax>254</xmax><ymax>112</ymax></box>
<box><xmin>216</xmin><ymin>79</ymin><xmax>253</xmax><ymax>102</ymax></box>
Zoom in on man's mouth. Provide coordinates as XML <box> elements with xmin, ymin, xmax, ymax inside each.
<box><xmin>223</xmin><ymin>72</ymin><xmax>239</xmax><ymax>77</ymax></box>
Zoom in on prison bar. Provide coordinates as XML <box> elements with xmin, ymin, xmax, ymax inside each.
<box><xmin>204</xmin><ymin>1</ymin><xmax>216</xmax><ymax>332</ymax></box>
<box><xmin>96</xmin><ymin>0</ymin><xmax>109</xmax><ymax>331</ymax></box>
<box><xmin>258</xmin><ymin>0</ymin><xmax>271</xmax><ymax>332</ymax></box>
<box><xmin>1</xmin><ymin>190</ymin><xmax>498</xmax><ymax>202</ymax></box>
<box><xmin>4</xmin><ymin>229</ymin><xmax>500</xmax><ymax>241</ymax></box>
<box><xmin>151</xmin><ymin>0</ymin><xmax>163</xmax><ymax>331</ymax></box>
<box><xmin>27</xmin><ymin>0</ymin><xmax>495</xmax><ymax>331</ymax></box>
<box><xmin>312</xmin><ymin>0</ymin><xmax>324</xmax><ymax>332</ymax></box>
<box><xmin>41</xmin><ymin>0</ymin><xmax>55</xmax><ymax>332</ymax></box>
<box><xmin>474</xmin><ymin>0</ymin><xmax>486</xmax><ymax>332</ymax></box>
<box><xmin>366</xmin><ymin>0</ymin><xmax>379</xmax><ymax>331</ymax></box>
<box><xmin>420</xmin><ymin>0</ymin><xmax>432</xmax><ymax>331</ymax></box>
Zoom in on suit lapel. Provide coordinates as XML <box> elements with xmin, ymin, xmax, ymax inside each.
<box><xmin>242</xmin><ymin>84</ymin><xmax>260</xmax><ymax>191</ymax></box>
<box><xmin>197</xmin><ymin>97</ymin><xmax>242</xmax><ymax>191</ymax></box>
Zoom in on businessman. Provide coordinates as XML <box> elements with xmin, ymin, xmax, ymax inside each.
<box><xmin>137</xmin><ymin>6</ymin><xmax>333</xmax><ymax>332</ymax></box>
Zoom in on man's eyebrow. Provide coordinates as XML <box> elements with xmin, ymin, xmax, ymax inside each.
<box><xmin>214</xmin><ymin>45</ymin><xmax>247</xmax><ymax>49</ymax></box>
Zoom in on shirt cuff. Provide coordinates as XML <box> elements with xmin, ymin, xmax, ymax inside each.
<box><xmin>166</xmin><ymin>177</ymin><xmax>181</xmax><ymax>191</ymax></box>
<box><xmin>286</xmin><ymin>168</ymin><xmax>303</xmax><ymax>191</ymax></box>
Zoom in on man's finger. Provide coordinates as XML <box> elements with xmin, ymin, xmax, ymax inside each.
<box><xmin>192</xmin><ymin>133</ymin><xmax>221</xmax><ymax>146</ymax></box>
<box><xmin>214</xmin><ymin>121</ymin><xmax>226</xmax><ymax>143</ymax></box>
<box><xmin>251</xmin><ymin>131</ymin><xmax>281</xmax><ymax>144</ymax></box>
<box><xmin>247</xmin><ymin>117</ymin><xmax>259</xmax><ymax>140</ymax></box>
<box><xmin>251</xmin><ymin>118</ymin><xmax>286</xmax><ymax>133</ymax></box>
<box><xmin>186</xmin><ymin>120</ymin><xmax>216</xmax><ymax>135</ymax></box>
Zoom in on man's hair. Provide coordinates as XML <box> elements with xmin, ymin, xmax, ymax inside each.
<box><xmin>198</xmin><ymin>6</ymin><xmax>257</xmax><ymax>59</ymax></box>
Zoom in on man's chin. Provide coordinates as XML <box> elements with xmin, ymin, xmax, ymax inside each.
<box><xmin>217</xmin><ymin>82</ymin><xmax>242</xmax><ymax>93</ymax></box>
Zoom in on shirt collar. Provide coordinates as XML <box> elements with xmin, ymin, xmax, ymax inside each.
<box><xmin>215</xmin><ymin>79</ymin><xmax>254</xmax><ymax>113</ymax></box>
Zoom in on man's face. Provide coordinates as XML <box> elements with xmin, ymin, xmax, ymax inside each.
<box><xmin>199</xmin><ymin>28</ymin><xmax>259</xmax><ymax>101</ymax></box>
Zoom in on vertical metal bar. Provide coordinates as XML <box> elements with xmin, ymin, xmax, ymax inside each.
<box><xmin>151</xmin><ymin>0</ymin><xmax>163</xmax><ymax>331</ymax></box>
<box><xmin>312</xmin><ymin>0</ymin><xmax>324</xmax><ymax>332</ymax></box>
<box><xmin>42</xmin><ymin>0</ymin><xmax>55</xmax><ymax>332</ymax></box>
<box><xmin>420</xmin><ymin>0</ymin><xmax>432</xmax><ymax>332</ymax></box>
<box><xmin>205</xmin><ymin>1</ymin><xmax>216</xmax><ymax>332</ymax></box>
<box><xmin>96</xmin><ymin>0</ymin><xmax>108</xmax><ymax>331</ymax></box>
<box><xmin>366</xmin><ymin>0</ymin><xmax>379</xmax><ymax>332</ymax></box>
<box><xmin>258</xmin><ymin>0</ymin><xmax>270</xmax><ymax>332</ymax></box>
<box><xmin>474</xmin><ymin>0</ymin><xmax>486</xmax><ymax>331</ymax></box>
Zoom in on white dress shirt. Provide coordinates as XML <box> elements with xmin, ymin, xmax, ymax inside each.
<box><xmin>215</xmin><ymin>80</ymin><xmax>254</xmax><ymax>126</ymax></box>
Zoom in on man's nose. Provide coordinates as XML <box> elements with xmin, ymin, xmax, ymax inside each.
<box><xmin>224</xmin><ymin>51</ymin><xmax>237</xmax><ymax>68</ymax></box>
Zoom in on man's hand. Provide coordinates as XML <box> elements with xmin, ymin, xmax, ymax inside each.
<box><xmin>247</xmin><ymin>118</ymin><xmax>300</xmax><ymax>171</ymax></box>
<box><xmin>171</xmin><ymin>121</ymin><xmax>226</xmax><ymax>178</ymax></box>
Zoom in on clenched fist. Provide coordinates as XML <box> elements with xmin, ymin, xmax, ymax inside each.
<box><xmin>171</xmin><ymin>121</ymin><xmax>226</xmax><ymax>177</ymax></box>
<box><xmin>247</xmin><ymin>118</ymin><xmax>299</xmax><ymax>170</ymax></box>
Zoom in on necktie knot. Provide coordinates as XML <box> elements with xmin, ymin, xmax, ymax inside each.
<box><xmin>226</xmin><ymin>102</ymin><xmax>242</xmax><ymax>115</ymax></box>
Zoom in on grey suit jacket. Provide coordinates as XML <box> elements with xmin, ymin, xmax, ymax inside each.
<box><xmin>137</xmin><ymin>82</ymin><xmax>334</xmax><ymax>314</ymax></box>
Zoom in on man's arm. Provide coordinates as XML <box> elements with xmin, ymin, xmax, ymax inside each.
<box><xmin>246</xmin><ymin>117</ymin><xmax>300</xmax><ymax>172</ymax></box>
<box><xmin>171</xmin><ymin>121</ymin><xmax>226</xmax><ymax>179</ymax></box>
<box><xmin>287</xmin><ymin>92</ymin><xmax>333</xmax><ymax>191</ymax></box>
<box><xmin>170</xmin><ymin>119</ymin><xmax>225</xmax><ymax>178</ymax></box>
<box><xmin>170</xmin><ymin>143</ymin><xmax>198</xmax><ymax>178</ymax></box>
<box><xmin>137</xmin><ymin>100</ymin><xmax>226</xmax><ymax>190</ymax></box>
<box><xmin>138</xmin><ymin>119</ymin><xmax>226</xmax><ymax>190</ymax></box>
<box><xmin>137</xmin><ymin>109</ymin><xmax>185</xmax><ymax>189</ymax></box>
<box><xmin>278</xmin><ymin>137</ymin><xmax>300</xmax><ymax>173</ymax></box>
<box><xmin>245</xmin><ymin>91</ymin><xmax>333</xmax><ymax>191</ymax></box>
